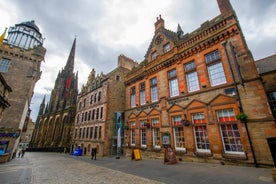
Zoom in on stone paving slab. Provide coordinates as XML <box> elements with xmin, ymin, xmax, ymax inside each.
<box><xmin>0</xmin><ymin>152</ymin><xmax>163</xmax><ymax>184</ymax></box>
<box><xmin>0</xmin><ymin>152</ymin><xmax>274</xmax><ymax>184</ymax></box>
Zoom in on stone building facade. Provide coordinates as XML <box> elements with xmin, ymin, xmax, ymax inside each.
<box><xmin>0</xmin><ymin>20</ymin><xmax>46</xmax><ymax>160</ymax></box>
<box><xmin>30</xmin><ymin>39</ymin><xmax>78</xmax><ymax>151</ymax></box>
<box><xmin>0</xmin><ymin>74</ymin><xmax>12</xmax><ymax>121</ymax></box>
<box><xmin>0</xmin><ymin>73</ymin><xmax>12</xmax><ymax>162</ymax></box>
<box><xmin>72</xmin><ymin>55</ymin><xmax>138</xmax><ymax>156</ymax></box>
<box><xmin>255</xmin><ymin>54</ymin><xmax>276</xmax><ymax>120</ymax></box>
<box><xmin>19</xmin><ymin>119</ymin><xmax>35</xmax><ymax>149</ymax></box>
<box><xmin>123</xmin><ymin>0</ymin><xmax>275</xmax><ymax>166</ymax></box>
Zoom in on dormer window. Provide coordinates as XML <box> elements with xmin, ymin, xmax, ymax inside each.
<box><xmin>163</xmin><ymin>43</ymin><xmax>170</xmax><ymax>53</ymax></box>
<box><xmin>151</xmin><ymin>51</ymin><xmax>157</xmax><ymax>60</ymax></box>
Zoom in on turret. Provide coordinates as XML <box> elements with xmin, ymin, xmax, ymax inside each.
<box><xmin>6</xmin><ymin>20</ymin><xmax>44</xmax><ymax>49</ymax></box>
<box><xmin>177</xmin><ymin>24</ymin><xmax>184</xmax><ymax>38</ymax></box>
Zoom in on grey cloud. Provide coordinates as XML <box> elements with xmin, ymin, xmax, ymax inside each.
<box><xmin>6</xmin><ymin>0</ymin><xmax>274</xmax><ymax>120</ymax></box>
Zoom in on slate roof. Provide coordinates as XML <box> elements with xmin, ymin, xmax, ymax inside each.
<box><xmin>255</xmin><ymin>54</ymin><xmax>276</xmax><ymax>74</ymax></box>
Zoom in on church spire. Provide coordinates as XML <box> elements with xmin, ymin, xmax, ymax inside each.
<box><xmin>38</xmin><ymin>95</ymin><xmax>46</xmax><ymax>116</ymax></box>
<box><xmin>65</xmin><ymin>38</ymin><xmax>76</xmax><ymax>73</ymax></box>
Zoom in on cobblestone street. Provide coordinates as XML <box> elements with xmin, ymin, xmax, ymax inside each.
<box><xmin>0</xmin><ymin>152</ymin><xmax>274</xmax><ymax>184</ymax></box>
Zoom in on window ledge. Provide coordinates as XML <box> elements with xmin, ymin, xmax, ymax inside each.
<box><xmin>175</xmin><ymin>148</ymin><xmax>186</xmax><ymax>151</ymax></box>
<box><xmin>223</xmin><ymin>153</ymin><xmax>247</xmax><ymax>160</ymax></box>
<box><xmin>195</xmin><ymin>151</ymin><xmax>212</xmax><ymax>158</ymax></box>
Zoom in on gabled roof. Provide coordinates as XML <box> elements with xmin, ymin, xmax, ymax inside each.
<box><xmin>144</xmin><ymin>28</ymin><xmax>179</xmax><ymax>59</ymax></box>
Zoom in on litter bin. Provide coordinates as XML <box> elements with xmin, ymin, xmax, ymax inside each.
<box><xmin>267</xmin><ymin>137</ymin><xmax>276</xmax><ymax>166</ymax></box>
<box><xmin>73</xmin><ymin>148</ymin><xmax>82</xmax><ymax>156</ymax></box>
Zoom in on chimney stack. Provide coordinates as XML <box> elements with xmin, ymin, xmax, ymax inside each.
<box><xmin>217</xmin><ymin>0</ymin><xmax>233</xmax><ymax>14</ymax></box>
<box><xmin>154</xmin><ymin>15</ymin><xmax>164</xmax><ymax>32</ymax></box>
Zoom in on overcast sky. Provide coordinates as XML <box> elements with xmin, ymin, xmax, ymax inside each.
<box><xmin>0</xmin><ymin>0</ymin><xmax>275</xmax><ymax>121</ymax></box>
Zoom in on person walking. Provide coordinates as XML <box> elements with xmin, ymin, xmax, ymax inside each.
<box><xmin>21</xmin><ymin>146</ymin><xmax>26</xmax><ymax>158</ymax></box>
<box><xmin>18</xmin><ymin>150</ymin><xmax>22</xmax><ymax>158</ymax></box>
<box><xmin>91</xmin><ymin>147</ymin><xmax>96</xmax><ymax>160</ymax></box>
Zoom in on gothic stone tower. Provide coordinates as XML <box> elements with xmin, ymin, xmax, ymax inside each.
<box><xmin>0</xmin><ymin>20</ymin><xmax>46</xmax><ymax>160</ymax></box>
<box><xmin>30</xmin><ymin>39</ymin><xmax>78</xmax><ymax>151</ymax></box>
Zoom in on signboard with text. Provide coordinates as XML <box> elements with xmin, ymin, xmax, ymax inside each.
<box><xmin>131</xmin><ymin>148</ymin><xmax>142</xmax><ymax>161</ymax></box>
<box><xmin>162</xmin><ymin>133</ymin><xmax>170</xmax><ymax>146</ymax></box>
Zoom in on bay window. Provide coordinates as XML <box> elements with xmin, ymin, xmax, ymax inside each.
<box><xmin>192</xmin><ymin>113</ymin><xmax>210</xmax><ymax>152</ymax></box>
<box><xmin>130</xmin><ymin>122</ymin><xmax>136</xmax><ymax>146</ymax></box>
<box><xmin>172</xmin><ymin>115</ymin><xmax>185</xmax><ymax>151</ymax></box>
<box><xmin>217</xmin><ymin>109</ymin><xmax>244</xmax><ymax>154</ymax></box>
<box><xmin>140</xmin><ymin>120</ymin><xmax>147</xmax><ymax>147</ymax></box>
<box><xmin>152</xmin><ymin>119</ymin><xmax>160</xmax><ymax>148</ymax></box>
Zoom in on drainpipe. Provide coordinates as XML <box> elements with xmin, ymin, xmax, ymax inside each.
<box><xmin>222</xmin><ymin>40</ymin><xmax>257</xmax><ymax>167</ymax></box>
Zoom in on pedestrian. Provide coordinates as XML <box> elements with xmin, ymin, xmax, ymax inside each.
<box><xmin>18</xmin><ymin>150</ymin><xmax>22</xmax><ymax>158</ymax></box>
<box><xmin>91</xmin><ymin>147</ymin><xmax>96</xmax><ymax>160</ymax></box>
<box><xmin>21</xmin><ymin>146</ymin><xmax>26</xmax><ymax>158</ymax></box>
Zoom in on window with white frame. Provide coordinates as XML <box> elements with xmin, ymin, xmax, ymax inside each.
<box><xmin>151</xmin><ymin>51</ymin><xmax>157</xmax><ymax>60</ymax></box>
<box><xmin>163</xmin><ymin>43</ymin><xmax>170</xmax><ymax>53</ymax></box>
<box><xmin>140</xmin><ymin>120</ymin><xmax>147</xmax><ymax>147</ymax></box>
<box><xmin>130</xmin><ymin>87</ymin><xmax>136</xmax><ymax>108</ymax></box>
<box><xmin>130</xmin><ymin>122</ymin><xmax>136</xmax><ymax>146</ymax></box>
<box><xmin>0</xmin><ymin>58</ymin><xmax>11</xmax><ymax>73</ymax></box>
<box><xmin>186</xmin><ymin>72</ymin><xmax>200</xmax><ymax>92</ymax></box>
<box><xmin>168</xmin><ymin>69</ymin><xmax>179</xmax><ymax>97</ymax></box>
<box><xmin>150</xmin><ymin>77</ymin><xmax>158</xmax><ymax>102</ymax></box>
<box><xmin>185</xmin><ymin>60</ymin><xmax>199</xmax><ymax>92</ymax></box>
<box><xmin>172</xmin><ymin>116</ymin><xmax>185</xmax><ymax>151</ymax></box>
<box><xmin>217</xmin><ymin>109</ymin><xmax>244</xmax><ymax>154</ymax></box>
<box><xmin>152</xmin><ymin>119</ymin><xmax>160</xmax><ymax>148</ymax></box>
<box><xmin>140</xmin><ymin>82</ymin><xmax>146</xmax><ymax>105</ymax></box>
<box><xmin>205</xmin><ymin>50</ymin><xmax>226</xmax><ymax>86</ymax></box>
<box><xmin>192</xmin><ymin>113</ymin><xmax>210</xmax><ymax>152</ymax></box>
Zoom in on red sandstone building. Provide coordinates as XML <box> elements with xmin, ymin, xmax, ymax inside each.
<box><xmin>123</xmin><ymin>0</ymin><xmax>275</xmax><ymax>166</ymax></box>
<box><xmin>72</xmin><ymin>55</ymin><xmax>137</xmax><ymax>157</ymax></box>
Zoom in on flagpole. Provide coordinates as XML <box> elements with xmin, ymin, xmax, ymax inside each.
<box><xmin>116</xmin><ymin>127</ymin><xmax>121</xmax><ymax>159</ymax></box>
